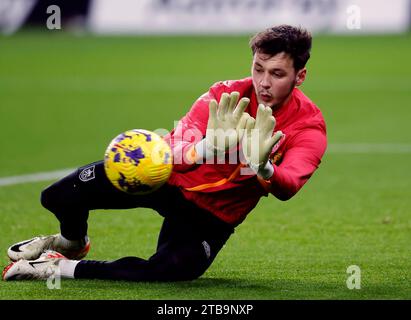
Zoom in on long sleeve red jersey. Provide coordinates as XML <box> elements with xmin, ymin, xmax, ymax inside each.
<box><xmin>163</xmin><ymin>77</ymin><xmax>327</xmax><ymax>226</ymax></box>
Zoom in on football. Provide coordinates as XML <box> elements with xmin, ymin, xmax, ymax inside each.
<box><xmin>104</xmin><ymin>129</ymin><xmax>173</xmax><ymax>194</ymax></box>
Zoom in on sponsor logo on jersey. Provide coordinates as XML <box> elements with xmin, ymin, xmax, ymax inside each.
<box><xmin>270</xmin><ymin>133</ymin><xmax>286</xmax><ymax>164</ymax></box>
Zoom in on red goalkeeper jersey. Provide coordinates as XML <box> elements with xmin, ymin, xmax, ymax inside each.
<box><xmin>163</xmin><ymin>77</ymin><xmax>327</xmax><ymax>226</ymax></box>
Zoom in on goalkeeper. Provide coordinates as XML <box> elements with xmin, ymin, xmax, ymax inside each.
<box><xmin>3</xmin><ymin>25</ymin><xmax>327</xmax><ymax>282</ymax></box>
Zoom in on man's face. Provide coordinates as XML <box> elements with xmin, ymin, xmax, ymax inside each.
<box><xmin>251</xmin><ymin>51</ymin><xmax>305</xmax><ymax>109</ymax></box>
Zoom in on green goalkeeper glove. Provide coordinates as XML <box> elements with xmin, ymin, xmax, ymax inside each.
<box><xmin>242</xmin><ymin>104</ymin><xmax>283</xmax><ymax>179</ymax></box>
<box><xmin>196</xmin><ymin>91</ymin><xmax>252</xmax><ymax>159</ymax></box>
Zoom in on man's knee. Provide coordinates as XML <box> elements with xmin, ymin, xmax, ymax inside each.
<box><xmin>40</xmin><ymin>171</ymin><xmax>78</xmax><ymax>212</ymax></box>
<box><xmin>40</xmin><ymin>184</ymin><xmax>58</xmax><ymax>211</ymax></box>
<box><xmin>150</xmin><ymin>246</ymin><xmax>211</xmax><ymax>281</ymax></box>
<box><xmin>170</xmin><ymin>260</ymin><xmax>207</xmax><ymax>281</ymax></box>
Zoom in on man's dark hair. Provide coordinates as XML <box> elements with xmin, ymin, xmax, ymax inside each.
<box><xmin>250</xmin><ymin>25</ymin><xmax>312</xmax><ymax>71</ymax></box>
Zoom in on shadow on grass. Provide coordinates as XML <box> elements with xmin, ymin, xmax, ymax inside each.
<box><xmin>68</xmin><ymin>276</ymin><xmax>410</xmax><ymax>299</ymax></box>
<box><xmin>1</xmin><ymin>277</ymin><xmax>409</xmax><ymax>300</ymax></box>
<box><xmin>61</xmin><ymin>277</ymin><xmax>275</xmax><ymax>293</ymax></box>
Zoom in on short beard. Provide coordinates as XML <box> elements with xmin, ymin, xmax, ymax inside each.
<box><xmin>270</xmin><ymin>79</ymin><xmax>297</xmax><ymax>110</ymax></box>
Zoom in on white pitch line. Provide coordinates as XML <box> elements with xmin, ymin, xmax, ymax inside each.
<box><xmin>0</xmin><ymin>143</ymin><xmax>410</xmax><ymax>188</ymax></box>
<box><xmin>0</xmin><ymin>168</ymin><xmax>75</xmax><ymax>187</ymax></box>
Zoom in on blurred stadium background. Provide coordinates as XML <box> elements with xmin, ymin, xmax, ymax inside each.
<box><xmin>0</xmin><ymin>0</ymin><xmax>410</xmax><ymax>299</ymax></box>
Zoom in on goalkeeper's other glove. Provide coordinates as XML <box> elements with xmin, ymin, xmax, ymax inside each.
<box><xmin>196</xmin><ymin>91</ymin><xmax>252</xmax><ymax>159</ymax></box>
<box><xmin>242</xmin><ymin>104</ymin><xmax>283</xmax><ymax>179</ymax></box>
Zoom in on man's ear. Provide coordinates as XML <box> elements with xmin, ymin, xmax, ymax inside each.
<box><xmin>295</xmin><ymin>68</ymin><xmax>306</xmax><ymax>86</ymax></box>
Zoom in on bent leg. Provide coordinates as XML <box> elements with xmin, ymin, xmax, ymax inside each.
<box><xmin>74</xmin><ymin>241</ymin><xmax>210</xmax><ymax>281</ymax></box>
<box><xmin>73</xmin><ymin>212</ymin><xmax>234</xmax><ymax>282</ymax></box>
<box><xmin>40</xmin><ymin>160</ymin><xmax>172</xmax><ymax>240</ymax></box>
<box><xmin>42</xmin><ymin>160</ymin><xmax>234</xmax><ymax>281</ymax></box>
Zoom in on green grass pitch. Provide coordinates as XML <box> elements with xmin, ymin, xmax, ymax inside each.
<box><xmin>0</xmin><ymin>31</ymin><xmax>410</xmax><ymax>299</ymax></box>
